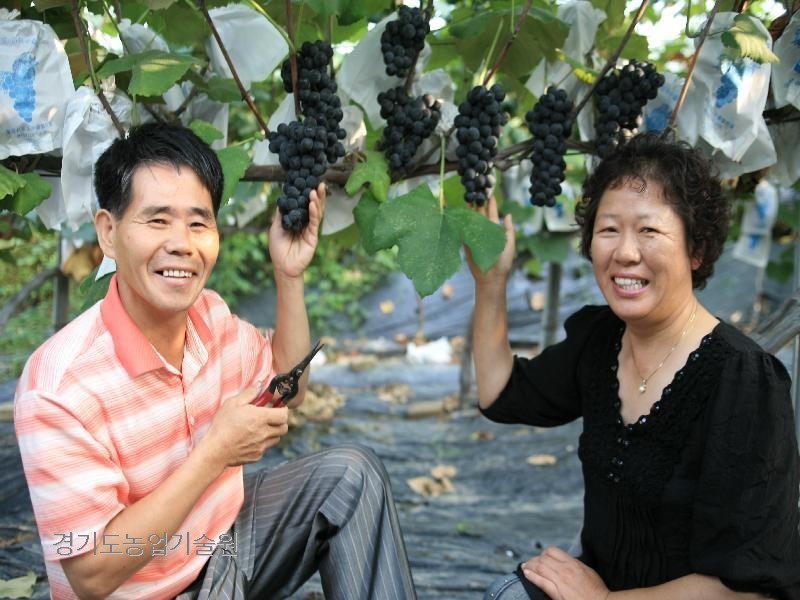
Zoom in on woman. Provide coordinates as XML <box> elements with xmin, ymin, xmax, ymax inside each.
<box><xmin>470</xmin><ymin>133</ymin><xmax>800</xmax><ymax>600</ymax></box>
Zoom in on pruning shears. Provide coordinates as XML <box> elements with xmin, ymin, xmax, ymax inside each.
<box><xmin>251</xmin><ymin>340</ymin><xmax>325</xmax><ymax>408</ymax></box>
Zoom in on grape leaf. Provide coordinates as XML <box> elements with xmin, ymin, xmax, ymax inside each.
<box><xmin>141</xmin><ymin>0</ymin><xmax>177</xmax><ymax>9</ymax></box>
<box><xmin>0</xmin><ymin>571</ymin><xmax>36</xmax><ymax>599</ymax></box>
<box><xmin>216</xmin><ymin>146</ymin><xmax>251</xmax><ymax>205</ymax></box>
<box><xmin>204</xmin><ymin>77</ymin><xmax>241</xmax><ymax>103</ymax></box>
<box><xmin>446</xmin><ymin>207</ymin><xmax>506</xmax><ymax>274</ymax></box>
<box><xmin>372</xmin><ymin>185</ymin><xmax>462</xmax><ymax>297</ymax></box>
<box><xmin>0</xmin><ymin>165</ymin><xmax>25</xmax><ymax>200</ymax></box>
<box><xmin>524</xmin><ymin>230</ymin><xmax>572</xmax><ymax>263</ymax></box>
<box><xmin>159</xmin><ymin>3</ymin><xmax>208</xmax><ymax>46</ymax></box>
<box><xmin>189</xmin><ymin>120</ymin><xmax>224</xmax><ymax>145</ymax></box>
<box><xmin>9</xmin><ymin>173</ymin><xmax>52</xmax><ymax>216</ymax></box>
<box><xmin>353</xmin><ymin>190</ymin><xmax>386</xmax><ymax>254</ymax></box>
<box><xmin>345</xmin><ymin>151</ymin><xmax>390</xmax><ymax>203</ymax></box>
<box><xmin>96</xmin><ymin>50</ymin><xmax>200</xmax><ymax>97</ymax></box>
<box><xmin>721</xmin><ymin>14</ymin><xmax>778</xmax><ymax>64</ymax></box>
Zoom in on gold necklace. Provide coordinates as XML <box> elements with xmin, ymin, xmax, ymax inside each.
<box><xmin>631</xmin><ymin>306</ymin><xmax>697</xmax><ymax>394</ymax></box>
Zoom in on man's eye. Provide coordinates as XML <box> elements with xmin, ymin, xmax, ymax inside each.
<box><xmin>150</xmin><ymin>219</ymin><xmax>167</xmax><ymax>225</ymax></box>
<box><xmin>191</xmin><ymin>222</ymin><xmax>207</xmax><ymax>228</ymax></box>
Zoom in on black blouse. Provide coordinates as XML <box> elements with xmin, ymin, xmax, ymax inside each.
<box><xmin>482</xmin><ymin>305</ymin><xmax>800</xmax><ymax>599</ymax></box>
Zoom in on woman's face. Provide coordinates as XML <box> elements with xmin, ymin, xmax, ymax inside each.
<box><xmin>590</xmin><ymin>178</ymin><xmax>699</xmax><ymax>326</ymax></box>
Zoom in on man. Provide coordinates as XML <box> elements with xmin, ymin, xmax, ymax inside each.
<box><xmin>14</xmin><ymin>122</ymin><xmax>416</xmax><ymax>599</ymax></box>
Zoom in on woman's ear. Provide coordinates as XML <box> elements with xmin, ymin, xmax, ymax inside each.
<box><xmin>95</xmin><ymin>209</ymin><xmax>116</xmax><ymax>260</ymax></box>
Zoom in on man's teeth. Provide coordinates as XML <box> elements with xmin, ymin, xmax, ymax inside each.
<box><xmin>161</xmin><ymin>270</ymin><xmax>193</xmax><ymax>278</ymax></box>
<box><xmin>614</xmin><ymin>277</ymin><xmax>646</xmax><ymax>290</ymax></box>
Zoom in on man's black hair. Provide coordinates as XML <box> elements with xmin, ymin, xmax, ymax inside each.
<box><xmin>93</xmin><ymin>122</ymin><xmax>224</xmax><ymax>218</ymax></box>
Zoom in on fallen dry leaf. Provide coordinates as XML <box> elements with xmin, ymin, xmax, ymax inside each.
<box><xmin>288</xmin><ymin>384</ymin><xmax>345</xmax><ymax>428</ymax></box>
<box><xmin>441</xmin><ymin>283</ymin><xmax>454</xmax><ymax>299</ymax></box>
<box><xmin>431</xmin><ymin>464</ymin><xmax>457</xmax><ymax>480</ymax></box>
<box><xmin>529</xmin><ymin>291</ymin><xmax>546</xmax><ymax>311</ymax></box>
<box><xmin>470</xmin><ymin>430</ymin><xmax>494</xmax><ymax>442</ymax></box>
<box><xmin>377</xmin><ymin>383</ymin><xmax>411</xmax><ymax>404</ymax></box>
<box><xmin>526</xmin><ymin>453</ymin><xmax>557</xmax><ymax>466</ymax></box>
<box><xmin>379</xmin><ymin>300</ymin><xmax>395</xmax><ymax>314</ymax></box>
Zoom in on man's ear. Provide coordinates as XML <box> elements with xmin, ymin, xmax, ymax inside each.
<box><xmin>95</xmin><ymin>209</ymin><xmax>117</xmax><ymax>260</ymax></box>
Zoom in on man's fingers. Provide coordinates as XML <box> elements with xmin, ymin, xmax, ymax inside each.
<box><xmin>263</xmin><ymin>406</ymin><xmax>289</xmax><ymax>426</ymax></box>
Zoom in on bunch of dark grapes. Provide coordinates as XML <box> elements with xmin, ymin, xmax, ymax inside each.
<box><xmin>280</xmin><ymin>40</ymin><xmax>346</xmax><ymax>163</ymax></box>
<box><xmin>377</xmin><ymin>87</ymin><xmax>441</xmax><ymax>176</ymax></box>
<box><xmin>594</xmin><ymin>60</ymin><xmax>665</xmax><ymax>157</ymax></box>
<box><xmin>380</xmin><ymin>6</ymin><xmax>429</xmax><ymax>78</ymax></box>
<box><xmin>454</xmin><ymin>84</ymin><xmax>508</xmax><ymax>207</ymax></box>
<box><xmin>271</xmin><ymin>41</ymin><xmax>346</xmax><ymax>231</ymax></box>
<box><xmin>267</xmin><ymin>119</ymin><xmax>329</xmax><ymax>231</ymax></box>
<box><xmin>525</xmin><ymin>86</ymin><xmax>573</xmax><ymax>207</ymax></box>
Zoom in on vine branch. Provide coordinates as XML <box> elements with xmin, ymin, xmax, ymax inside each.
<box><xmin>483</xmin><ymin>0</ymin><xmax>534</xmax><ymax>86</ymax></box>
<box><xmin>70</xmin><ymin>0</ymin><xmax>125</xmax><ymax>137</ymax></box>
<box><xmin>572</xmin><ymin>0</ymin><xmax>649</xmax><ymax>119</ymax></box>
<box><xmin>666</xmin><ymin>0</ymin><xmax>723</xmax><ymax>131</ymax></box>
<box><xmin>285</xmin><ymin>0</ymin><xmax>302</xmax><ymax>118</ymax></box>
<box><xmin>198</xmin><ymin>0</ymin><xmax>269</xmax><ymax>136</ymax></box>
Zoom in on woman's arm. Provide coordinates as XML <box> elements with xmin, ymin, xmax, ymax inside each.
<box><xmin>608</xmin><ymin>575</ymin><xmax>769</xmax><ymax>600</ymax></box>
<box><xmin>522</xmin><ymin>548</ymin><xmax>770</xmax><ymax>600</ymax></box>
<box><xmin>466</xmin><ymin>197</ymin><xmax>516</xmax><ymax>409</ymax></box>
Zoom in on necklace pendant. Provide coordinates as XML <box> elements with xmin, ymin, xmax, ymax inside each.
<box><xmin>638</xmin><ymin>380</ymin><xmax>647</xmax><ymax>394</ymax></box>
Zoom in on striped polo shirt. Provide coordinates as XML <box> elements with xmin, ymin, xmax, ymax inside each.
<box><xmin>14</xmin><ymin>276</ymin><xmax>277</xmax><ymax>599</ymax></box>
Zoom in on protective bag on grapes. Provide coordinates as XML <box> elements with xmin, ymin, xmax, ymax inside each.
<box><xmin>699</xmin><ymin>117</ymin><xmax>775</xmax><ymax>180</ymax></box>
<box><xmin>732</xmin><ymin>179</ymin><xmax>778</xmax><ymax>269</ymax></box>
<box><xmin>0</xmin><ymin>9</ymin><xmax>74</xmax><ymax>160</ymax></box>
<box><xmin>525</xmin><ymin>1</ymin><xmax>606</xmax><ymax>98</ymax></box>
<box><xmin>51</xmin><ymin>86</ymin><xmax>132</xmax><ymax>231</ymax></box>
<box><xmin>768</xmin><ymin>120</ymin><xmax>800</xmax><ymax>187</ymax></box>
<box><xmin>642</xmin><ymin>72</ymin><xmax>700</xmax><ymax>144</ymax></box>
<box><xmin>338</xmin><ymin>14</ymin><xmax>430</xmax><ymax>129</ymax></box>
<box><xmin>770</xmin><ymin>10</ymin><xmax>800</xmax><ymax>111</ymax></box>
<box><xmin>690</xmin><ymin>12</ymin><xmax>772</xmax><ymax>162</ymax></box>
<box><xmin>205</xmin><ymin>4</ymin><xmax>288</xmax><ymax>89</ymax></box>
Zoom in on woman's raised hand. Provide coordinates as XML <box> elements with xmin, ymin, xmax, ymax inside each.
<box><xmin>465</xmin><ymin>195</ymin><xmax>515</xmax><ymax>287</ymax></box>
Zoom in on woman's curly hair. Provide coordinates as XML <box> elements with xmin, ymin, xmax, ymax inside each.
<box><xmin>575</xmin><ymin>132</ymin><xmax>730</xmax><ymax>289</ymax></box>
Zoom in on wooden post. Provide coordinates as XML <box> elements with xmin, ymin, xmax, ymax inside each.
<box><xmin>53</xmin><ymin>233</ymin><xmax>70</xmax><ymax>331</ymax></box>
<box><xmin>794</xmin><ymin>238</ymin><xmax>799</xmax><ymax>444</ymax></box>
<box><xmin>459</xmin><ymin>311</ymin><xmax>474</xmax><ymax>407</ymax></box>
<box><xmin>541</xmin><ymin>262</ymin><xmax>563</xmax><ymax>349</ymax></box>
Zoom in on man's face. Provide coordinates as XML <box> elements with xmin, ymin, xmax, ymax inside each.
<box><xmin>96</xmin><ymin>163</ymin><xmax>219</xmax><ymax>332</ymax></box>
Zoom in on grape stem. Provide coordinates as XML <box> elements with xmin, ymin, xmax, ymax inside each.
<box><xmin>285</xmin><ymin>0</ymin><xmax>302</xmax><ymax>119</ymax></box>
<box><xmin>666</xmin><ymin>0</ymin><xmax>723</xmax><ymax>132</ymax></box>
<box><xmin>571</xmin><ymin>0</ymin><xmax>649</xmax><ymax>120</ymax></box>
<box><xmin>198</xmin><ymin>0</ymin><xmax>270</xmax><ymax>136</ymax></box>
<box><xmin>483</xmin><ymin>0</ymin><xmax>533</xmax><ymax>86</ymax></box>
<box><xmin>70</xmin><ymin>0</ymin><xmax>125</xmax><ymax>137</ymax></box>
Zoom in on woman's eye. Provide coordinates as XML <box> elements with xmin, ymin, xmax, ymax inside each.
<box><xmin>150</xmin><ymin>219</ymin><xmax>167</xmax><ymax>225</ymax></box>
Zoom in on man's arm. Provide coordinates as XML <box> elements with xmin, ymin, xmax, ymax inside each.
<box><xmin>266</xmin><ymin>185</ymin><xmax>326</xmax><ymax>408</ymax></box>
<box><xmin>61</xmin><ymin>390</ymin><xmax>288</xmax><ymax>600</ymax></box>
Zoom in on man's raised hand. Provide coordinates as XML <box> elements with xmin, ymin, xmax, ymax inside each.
<box><xmin>269</xmin><ymin>183</ymin><xmax>328</xmax><ymax>280</ymax></box>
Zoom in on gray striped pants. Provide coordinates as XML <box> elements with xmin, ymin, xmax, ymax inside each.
<box><xmin>176</xmin><ymin>444</ymin><xmax>416</xmax><ymax>600</ymax></box>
